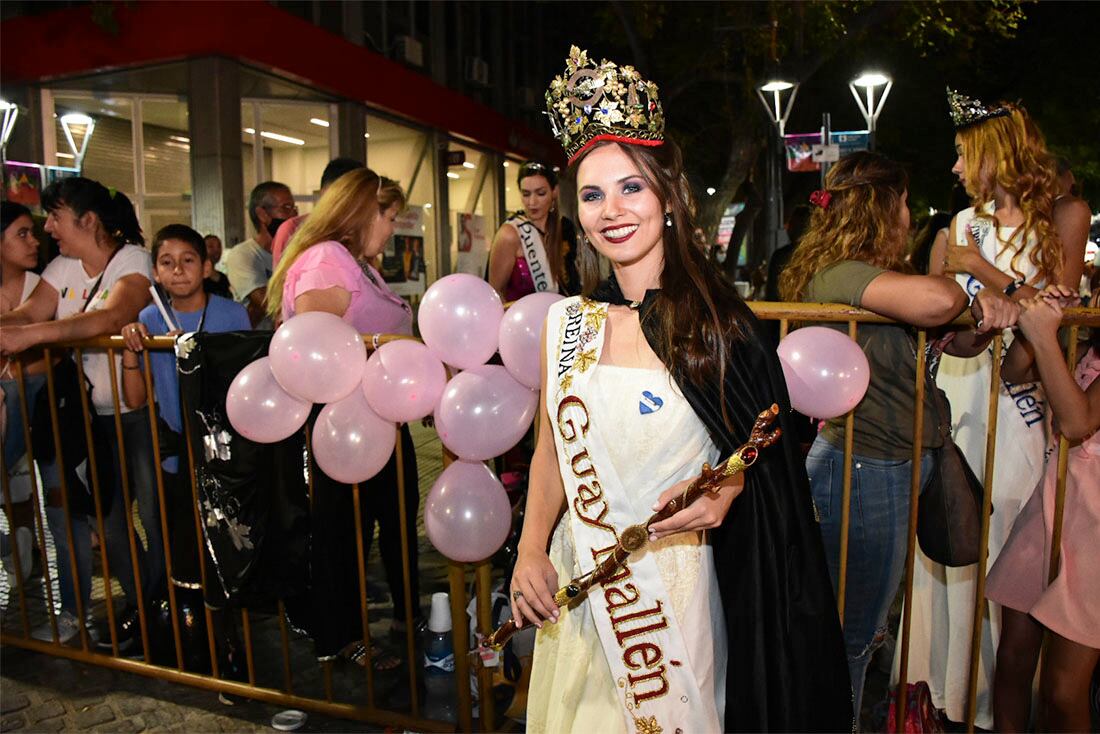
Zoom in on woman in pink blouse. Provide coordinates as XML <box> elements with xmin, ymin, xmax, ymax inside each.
<box><xmin>267</xmin><ymin>168</ymin><xmax>420</xmax><ymax>669</ymax></box>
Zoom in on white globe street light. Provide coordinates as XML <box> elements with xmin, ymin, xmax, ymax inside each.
<box><xmin>849</xmin><ymin>71</ymin><xmax>892</xmax><ymax>146</ymax></box>
<box><xmin>756</xmin><ymin>79</ymin><xmax>799</xmax><ymax>138</ymax></box>
<box><xmin>59</xmin><ymin>112</ymin><xmax>96</xmax><ymax>169</ymax></box>
<box><xmin>0</xmin><ymin>99</ymin><xmax>18</xmax><ymax>159</ymax></box>
<box><xmin>755</xmin><ymin>78</ymin><xmax>799</xmax><ymax>261</ymax></box>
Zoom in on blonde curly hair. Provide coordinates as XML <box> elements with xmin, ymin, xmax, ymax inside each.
<box><xmin>956</xmin><ymin>103</ymin><xmax>1061</xmax><ymax>285</ymax></box>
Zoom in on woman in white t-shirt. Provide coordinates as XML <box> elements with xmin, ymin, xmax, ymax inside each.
<box><xmin>1</xmin><ymin>178</ymin><xmax>156</xmax><ymax>649</ymax></box>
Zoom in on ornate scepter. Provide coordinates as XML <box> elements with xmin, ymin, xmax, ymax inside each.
<box><xmin>485</xmin><ymin>403</ymin><xmax>782</xmax><ymax>649</ymax></box>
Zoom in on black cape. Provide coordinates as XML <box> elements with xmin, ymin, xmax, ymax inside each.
<box><xmin>590</xmin><ymin>278</ymin><xmax>853</xmax><ymax>733</ymax></box>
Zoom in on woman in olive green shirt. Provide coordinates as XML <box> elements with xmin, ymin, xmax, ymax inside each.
<box><xmin>779</xmin><ymin>151</ymin><xmax>1014</xmax><ymax>721</ymax></box>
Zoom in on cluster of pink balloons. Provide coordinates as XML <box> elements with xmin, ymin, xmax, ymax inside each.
<box><xmin>417</xmin><ymin>275</ymin><xmax>562</xmax><ymax>463</ymax></box>
<box><xmin>226</xmin><ymin>311</ymin><xmax>407</xmax><ymax>484</ymax></box>
<box><xmin>226</xmin><ymin>275</ymin><xmax>568</xmax><ymax>562</ymax></box>
<box><xmin>777</xmin><ymin>326</ymin><xmax>870</xmax><ymax>420</ymax></box>
<box><xmin>417</xmin><ymin>276</ymin><xmax>563</xmax><ymax>561</ymax></box>
<box><xmin>227</xmin><ymin>311</ymin><xmax>366</xmax><ymax>447</ymax></box>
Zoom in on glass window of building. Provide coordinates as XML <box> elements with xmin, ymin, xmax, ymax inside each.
<box><xmin>366</xmin><ymin>115</ymin><xmax>437</xmax><ymax>296</ymax></box>
<box><xmin>445</xmin><ymin>141</ymin><xmax>499</xmax><ymax>278</ymax></box>
<box><xmin>503</xmin><ymin>156</ymin><xmax>525</xmax><ymax>217</ymax></box>
<box><xmin>140</xmin><ymin>98</ymin><xmax>191</xmax><ymax>236</ymax></box>
<box><xmin>53</xmin><ymin>95</ymin><xmax>135</xmax><ymax>197</ymax></box>
<box><xmin>240</xmin><ymin>100</ymin><xmax>334</xmax><ymax>227</ymax></box>
<box><xmin>52</xmin><ymin>93</ymin><xmax>195</xmax><ymax>239</ymax></box>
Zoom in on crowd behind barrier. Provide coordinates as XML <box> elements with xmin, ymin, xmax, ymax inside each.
<box><xmin>2</xmin><ymin>300</ymin><xmax>1097</xmax><ymax>732</ymax></box>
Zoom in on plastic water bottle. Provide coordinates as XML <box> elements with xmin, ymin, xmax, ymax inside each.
<box><xmin>423</xmin><ymin>592</ymin><xmax>457</xmax><ymax>723</ymax></box>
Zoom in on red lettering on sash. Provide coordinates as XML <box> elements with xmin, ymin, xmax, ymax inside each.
<box><xmin>611</xmin><ymin>601</ymin><xmax>669</xmax><ymax>646</ymax></box>
<box><xmin>556</xmin><ymin>396</ymin><xmax>589</xmax><ymax>443</ymax></box>
<box><xmin>570</xmin><ymin>449</ymin><xmax>597</xmax><ymax>478</ymax></box>
<box><xmin>628</xmin><ymin>666</ymin><xmax>670</xmax><ymax>704</ymax></box>
<box><xmin>576</xmin><ymin>480</ymin><xmax>604</xmax><ymax>510</ymax></box>
<box><xmin>624</xmin><ymin>642</ymin><xmax>663</xmax><ymax>670</ymax></box>
<box><xmin>605</xmin><ymin>583</ymin><xmax>641</xmax><ymax>612</ymax></box>
<box><xmin>573</xmin><ymin>496</ymin><xmax>616</xmax><ymax>534</ymax></box>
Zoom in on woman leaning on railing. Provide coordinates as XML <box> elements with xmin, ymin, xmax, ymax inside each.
<box><xmin>0</xmin><ymin>177</ymin><xmax>158</xmax><ymax>649</ymax></box>
<box><xmin>778</xmin><ymin>151</ymin><xmax>1019</xmax><ymax>718</ymax></box>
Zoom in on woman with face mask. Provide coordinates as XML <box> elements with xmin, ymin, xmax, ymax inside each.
<box><xmin>509</xmin><ymin>47</ymin><xmax>852</xmax><ymax>733</ymax></box>
<box><xmin>901</xmin><ymin>92</ymin><xmax>1088</xmax><ymax>729</ymax></box>
<box><xmin>267</xmin><ymin>168</ymin><xmax>420</xmax><ymax>671</ymax></box>
<box><xmin>488</xmin><ymin>161</ymin><xmax>578</xmax><ymax>299</ymax></box>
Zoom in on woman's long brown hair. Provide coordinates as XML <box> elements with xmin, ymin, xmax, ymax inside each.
<box><xmin>518</xmin><ymin>161</ymin><xmax>567</xmax><ymax>288</ymax></box>
<box><xmin>781</xmin><ymin>151</ymin><xmax>910</xmax><ymax>302</ymax></box>
<box><xmin>569</xmin><ymin>140</ymin><xmax>752</xmax><ymax>429</ymax></box>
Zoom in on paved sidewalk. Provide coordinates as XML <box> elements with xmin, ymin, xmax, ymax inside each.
<box><xmin>0</xmin><ymin>644</ymin><xmax>375</xmax><ymax>733</ymax></box>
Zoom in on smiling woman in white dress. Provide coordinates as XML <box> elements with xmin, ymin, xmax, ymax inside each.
<box><xmin>508</xmin><ymin>47</ymin><xmax>852</xmax><ymax>734</ymax></box>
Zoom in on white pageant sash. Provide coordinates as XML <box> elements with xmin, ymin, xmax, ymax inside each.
<box><xmin>506</xmin><ymin>213</ymin><xmax>558</xmax><ymax>294</ymax></box>
<box><xmin>544</xmin><ymin>297</ymin><xmax>718</xmax><ymax>734</ymax></box>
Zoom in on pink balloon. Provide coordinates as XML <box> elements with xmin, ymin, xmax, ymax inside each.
<box><xmin>226</xmin><ymin>357</ymin><xmax>311</xmax><ymax>443</ymax></box>
<box><xmin>269</xmin><ymin>311</ymin><xmax>366</xmax><ymax>404</ymax></box>
<box><xmin>312</xmin><ymin>390</ymin><xmax>396</xmax><ymax>484</ymax></box>
<box><xmin>498</xmin><ymin>292</ymin><xmax>564</xmax><ymax>389</ymax></box>
<box><xmin>434</xmin><ymin>365</ymin><xmax>538</xmax><ymax>461</ymax></box>
<box><xmin>424</xmin><ymin>460</ymin><xmax>511</xmax><ymax>563</ymax></box>
<box><xmin>777</xmin><ymin>326</ymin><xmax>870</xmax><ymax>420</ymax></box>
<box><xmin>362</xmin><ymin>340</ymin><xmax>447</xmax><ymax>423</ymax></box>
<box><xmin>418</xmin><ymin>273</ymin><xmax>504</xmax><ymax>370</ymax></box>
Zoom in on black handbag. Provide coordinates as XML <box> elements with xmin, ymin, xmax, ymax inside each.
<box><xmin>917</xmin><ymin>370</ymin><xmax>988</xmax><ymax>567</ymax></box>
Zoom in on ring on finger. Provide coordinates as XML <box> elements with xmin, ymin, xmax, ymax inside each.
<box><xmin>512</xmin><ymin>590</ymin><xmax>523</xmax><ymax>601</ymax></box>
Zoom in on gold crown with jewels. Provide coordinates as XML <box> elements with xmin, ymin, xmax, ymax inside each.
<box><xmin>947</xmin><ymin>87</ymin><xmax>1012</xmax><ymax>129</ymax></box>
<box><xmin>545</xmin><ymin>46</ymin><xmax>665</xmax><ymax>164</ymax></box>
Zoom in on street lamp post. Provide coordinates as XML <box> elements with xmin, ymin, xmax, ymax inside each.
<box><xmin>0</xmin><ymin>100</ymin><xmax>18</xmax><ymax>163</ymax></box>
<box><xmin>59</xmin><ymin>112</ymin><xmax>96</xmax><ymax>172</ymax></box>
<box><xmin>756</xmin><ymin>79</ymin><xmax>798</xmax><ymax>260</ymax></box>
<box><xmin>849</xmin><ymin>72</ymin><xmax>892</xmax><ymax>150</ymax></box>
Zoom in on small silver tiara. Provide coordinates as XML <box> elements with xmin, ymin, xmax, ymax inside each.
<box><xmin>947</xmin><ymin>87</ymin><xmax>1012</xmax><ymax>129</ymax></box>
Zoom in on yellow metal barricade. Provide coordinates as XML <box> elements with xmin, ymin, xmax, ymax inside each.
<box><xmin>1</xmin><ymin>302</ymin><xmax>1097</xmax><ymax>732</ymax></box>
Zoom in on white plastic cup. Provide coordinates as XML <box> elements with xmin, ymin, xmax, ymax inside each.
<box><xmin>428</xmin><ymin>591</ymin><xmax>452</xmax><ymax>633</ymax></box>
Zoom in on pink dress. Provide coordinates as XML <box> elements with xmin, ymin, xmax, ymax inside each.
<box><xmin>504</xmin><ymin>256</ymin><xmax>535</xmax><ymax>302</ymax></box>
<box><xmin>986</xmin><ymin>347</ymin><xmax>1100</xmax><ymax>649</ymax></box>
<box><xmin>281</xmin><ymin>240</ymin><xmax>413</xmax><ymax>336</ymax></box>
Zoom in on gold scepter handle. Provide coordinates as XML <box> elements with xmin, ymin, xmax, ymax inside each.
<box><xmin>485</xmin><ymin>403</ymin><xmax>781</xmax><ymax>649</ymax></box>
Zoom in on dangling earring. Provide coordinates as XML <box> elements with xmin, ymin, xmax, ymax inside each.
<box><xmin>664</xmin><ymin>212</ymin><xmax>673</xmax><ymax>228</ymax></box>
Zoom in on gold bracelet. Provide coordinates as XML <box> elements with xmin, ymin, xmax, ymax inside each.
<box><xmin>122</xmin><ymin>364</ymin><xmax>140</xmax><ymax>371</ymax></box>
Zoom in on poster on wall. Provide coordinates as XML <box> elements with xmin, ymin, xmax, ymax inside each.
<box><xmin>454</xmin><ymin>212</ymin><xmax>488</xmax><ymax>278</ymax></box>
<box><xmin>3</xmin><ymin>163</ymin><xmax>43</xmax><ymax>209</ymax></box>
<box><xmin>382</xmin><ymin>205</ymin><xmax>427</xmax><ymax>297</ymax></box>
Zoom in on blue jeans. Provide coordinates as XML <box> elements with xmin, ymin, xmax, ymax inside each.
<box><xmin>45</xmin><ymin>505</ymin><xmax>92</xmax><ymax>615</ymax></box>
<box><xmin>806</xmin><ymin>436</ymin><xmax>934</xmax><ymax>720</ymax></box>
<box><xmin>3</xmin><ymin>375</ymin><xmax>80</xmax><ymax>611</ymax></box>
<box><xmin>93</xmin><ymin>408</ymin><xmax>164</xmax><ymax>606</ymax></box>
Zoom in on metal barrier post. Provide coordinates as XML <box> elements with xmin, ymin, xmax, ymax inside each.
<box><xmin>895</xmin><ymin>329</ymin><xmax>928</xmax><ymax>730</ymax></box>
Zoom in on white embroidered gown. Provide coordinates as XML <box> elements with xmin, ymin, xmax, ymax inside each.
<box><xmin>895</xmin><ymin>204</ymin><xmax>1048</xmax><ymax>728</ymax></box>
<box><xmin>526</xmin><ymin>364</ymin><xmax>728</xmax><ymax>733</ymax></box>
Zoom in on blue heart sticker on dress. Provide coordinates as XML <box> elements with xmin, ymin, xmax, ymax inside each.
<box><xmin>639</xmin><ymin>391</ymin><xmax>664</xmax><ymax>415</ymax></box>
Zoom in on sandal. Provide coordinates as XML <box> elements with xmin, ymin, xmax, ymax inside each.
<box><xmin>342</xmin><ymin>641</ymin><xmax>402</xmax><ymax>672</ymax></box>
